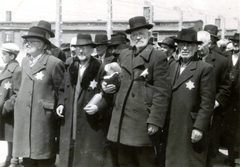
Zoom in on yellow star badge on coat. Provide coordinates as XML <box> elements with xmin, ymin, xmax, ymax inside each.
<box><xmin>89</xmin><ymin>79</ymin><xmax>98</xmax><ymax>90</ymax></box>
<box><xmin>4</xmin><ymin>81</ymin><xmax>12</xmax><ymax>90</ymax></box>
<box><xmin>35</xmin><ymin>71</ymin><xmax>44</xmax><ymax>80</ymax></box>
<box><xmin>186</xmin><ymin>80</ymin><xmax>195</xmax><ymax>90</ymax></box>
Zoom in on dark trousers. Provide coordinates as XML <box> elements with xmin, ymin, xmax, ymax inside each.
<box><xmin>23</xmin><ymin>156</ymin><xmax>56</xmax><ymax>167</ymax></box>
<box><xmin>118</xmin><ymin>144</ymin><xmax>157</xmax><ymax>167</ymax></box>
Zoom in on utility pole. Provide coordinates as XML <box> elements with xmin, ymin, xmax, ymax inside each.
<box><xmin>174</xmin><ymin>6</ymin><xmax>183</xmax><ymax>31</ymax></box>
<box><xmin>221</xmin><ymin>16</ymin><xmax>225</xmax><ymax>39</ymax></box>
<box><xmin>55</xmin><ymin>0</ymin><xmax>62</xmax><ymax>47</ymax></box>
<box><xmin>107</xmin><ymin>0</ymin><xmax>113</xmax><ymax>39</ymax></box>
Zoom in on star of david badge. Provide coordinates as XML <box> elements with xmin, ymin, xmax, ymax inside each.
<box><xmin>35</xmin><ymin>71</ymin><xmax>44</xmax><ymax>80</ymax></box>
<box><xmin>4</xmin><ymin>81</ymin><xmax>12</xmax><ymax>90</ymax></box>
<box><xmin>89</xmin><ymin>79</ymin><xmax>98</xmax><ymax>90</ymax></box>
<box><xmin>186</xmin><ymin>80</ymin><xmax>195</xmax><ymax>90</ymax></box>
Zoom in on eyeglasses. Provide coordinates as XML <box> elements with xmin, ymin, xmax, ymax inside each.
<box><xmin>23</xmin><ymin>39</ymin><xmax>41</xmax><ymax>45</ymax></box>
<box><xmin>178</xmin><ymin>43</ymin><xmax>196</xmax><ymax>48</ymax></box>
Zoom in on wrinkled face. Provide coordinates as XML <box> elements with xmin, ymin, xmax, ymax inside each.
<box><xmin>23</xmin><ymin>38</ymin><xmax>44</xmax><ymax>56</ymax></box>
<box><xmin>130</xmin><ymin>28</ymin><xmax>150</xmax><ymax>48</ymax></box>
<box><xmin>178</xmin><ymin>42</ymin><xmax>198</xmax><ymax>59</ymax></box>
<box><xmin>233</xmin><ymin>42</ymin><xmax>240</xmax><ymax>53</ymax></box>
<box><xmin>160</xmin><ymin>44</ymin><xmax>174</xmax><ymax>57</ymax></box>
<box><xmin>197</xmin><ymin>40</ymin><xmax>210</xmax><ymax>57</ymax></box>
<box><xmin>75</xmin><ymin>45</ymin><xmax>94</xmax><ymax>63</ymax></box>
<box><xmin>1</xmin><ymin>50</ymin><xmax>13</xmax><ymax>64</ymax></box>
<box><xmin>96</xmin><ymin>44</ymin><xmax>108</xmax><ymax>56</ymax></box>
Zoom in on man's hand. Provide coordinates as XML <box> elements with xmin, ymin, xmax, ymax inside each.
<box><xmin>84</xmin><ymin>104</ymin><xmax>98</xmax><ymax>115</ymax></box>
<box><xmin>191</xmin><ymin>129</ymin><xmax>203</xmax><ymax>143</ymax></box>
<box><xmin>56</xmin><ymin>105</ymin><xmax>64</xmax><ymax>117</ymax></box>
<box><xmin>101</xmin><ymin>81</ymin><xmax>116</xmax><ymax>94</ymax></box>
<box><xmin>148</xmin><ymin>124</ymin><xmax>159</xmax><ymax>135</ymax></box>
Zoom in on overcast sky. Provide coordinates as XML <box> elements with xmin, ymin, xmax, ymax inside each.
<box><xmin>0</xmin><ymin>0</ymin><xmax>239</xmax><ymax>29</ymax></box>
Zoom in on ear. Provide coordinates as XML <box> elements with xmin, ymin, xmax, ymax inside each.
<box><xmin>10</xmin><ymin>54</ymin><xmax>15</xmax><ymax>60</ymax></box>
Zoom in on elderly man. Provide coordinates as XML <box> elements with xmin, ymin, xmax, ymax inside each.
<box><xmin>95</xmin><ymin>34</ymin><xmax>109</xmax><ymax>63</ymax></box>
<box><xmin>166</xmin><ymin>28</ymin><xmax>216</xmax><ymax>167</ymax></box>
<box><xmin>158</xmin><ymin>37</ymin><xmax>176</xmax><ymax>64</ymax></box>
<box><xmin>12</xmin><ymin>27</ymin><xmax>65</xmax><ymax>167</ymax></box>
<box><xmin>221</xmin><ymin>33</ymin><xmax>240</xmax><ymax>166</ymax></box>
<box><xmin>197</xmin><ymin>31</ymin><xmax>231</xmax><ymax>166</ymax></box>
<box><xmin>56</xmin><ymin>33</ymin><xmax>113</xmax><ymax>167</ymax></box>
<box><xmin>103</xmin><ymin>16</ymin><xmax>171</xmax><ymax>167</ymax></box>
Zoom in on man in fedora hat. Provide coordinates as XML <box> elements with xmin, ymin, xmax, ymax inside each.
<box><xmin>0</xmin><ymin>43</ymin><xmax>21</xmax><ymax>167</ymax></box>
<box><xmin>196</xmin><ymin>31</ymin><xmax>231</xmax><ymax>167</ymax></box>
<box><xmin>12</xmin><ymin>27</ymin><xmax>65</xmax><ymax>167</ymax></box>
<box><xmin>158</xmin><ymin>37</ymin><xmax>177</xmax><ymax>64</ymax></box>
<box><xmin>56</xmin><ymin>33</ymin><xmax>113</xmax><ymax>167</ymax></box>
<box><xmin>33</xmin><ymin>20</ymin><xmax>66</xmax><ymax>62</ymax></box>
<box><xmin>94</xmin><ymin>34</ymin><xmax>109</xmax><ymax>63</ymax></box>
<box><xmin>221</xmin><ymin>33</ymin><xmax>240</xmax><ymax>166</ymax></box>
<box><xmin>166</xmin><ymin>28</ymin><xmax>216</xmax><ymax>167</ymax></box>
<box><xmin>102</xmin><ymin>16</ymin><xmax>171</xmax><ymax>167</ymax></box>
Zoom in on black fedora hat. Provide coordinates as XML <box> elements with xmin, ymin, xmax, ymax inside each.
<box><xmin>22</xmin><ymin>27</ymin><xmax>51</xmax><ymax>44</ymax></box>
<box><xmin>60</xmin><ymin>43</ymin><xmax>70</xmax><ymax>51</ymax></box>
<box><xmin>95</xmin><ymin>34</ymin><xmax>108</xmax><ymax>45</ymax></box>
<box><xmin>204</xmin><ymin>24</ymin><xmax>219</xmax><ymax>39</ymax></box>
<box><xmin>125</xmin><ymin>16</ymin><xmax>153</xmax><ymax>34</ymax></box>
<box><xmin>109</xmin><ymin>36</ymin><xmax>126</xmax><ymax>46</ymax></box>
<box><xmin>72</xmin><ymin>33</ymin><xmax>96</xmax><ymax>48</ymax></box>
<box><xmin>175</xmin><ymin>28</ymin><xmax>202</xmax><ymax>44</ymax></box>
<box><xmin>158</xmin><ymin>37</ymin><xmax>176</xmax><ymax>48</ymax></box>
<box><xmin>230</xmin><ymin>33</ymin><xmax>239</xmax><ymax>42</ymax></box>
<box><xmin>32</xmin><ymin>20</ymin><xmax>55</xmax><ymax>38</ymax></box>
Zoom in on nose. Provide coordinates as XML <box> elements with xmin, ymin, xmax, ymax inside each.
<box><xmin>79</xmin><ymin>49</ymin><xmax>83</xmax><ymax>53</ymax></box>
<box><xmin>137</xmin><ymin>36</ymin><xmax>141</xmax><ymax>40</ymax></box>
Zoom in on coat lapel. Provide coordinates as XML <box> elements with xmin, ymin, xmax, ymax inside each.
<box><xmin>31</xmin><ymin>54</ymin><xmax>49</xmax><ymax>75</ymax></box>
<box><xmin>0</xmin><ymin>61</ymin><xmax>18</xmax><ymax>81</ymax></box>
<box><xmin>121</xmin><ymin>51</ymin><xmax>133</xmax><ymax>76</ymax></box>
<box><xmin>23</xmin><ymin>58</ymin><xmax>34</xmax><ymax>80</ymax></box>
<box><xmin>172</xmin><ymin>61</ymin><xmax>196</xmax><ymax>91</ymax></box>
<box><xmin>205</xmin><ymin>52</ymin><xmax>215</xmax><ymax>68</ymax></box>
<box><xmin>133</xmin><ymin>45</ymin><xmax>153</xmax><ymax>69</ymax></box>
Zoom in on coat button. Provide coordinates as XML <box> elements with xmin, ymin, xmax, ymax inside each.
<box><xmin>131</xmin><ymin>93</ymin><xmax>135</xmax><ymax>97</ymax></box>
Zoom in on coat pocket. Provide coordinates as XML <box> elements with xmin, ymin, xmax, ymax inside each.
<box><xmin>143</xmin><ymin>83</ymin><xmax>154</xmax><ymax>107</ymax></box>
<box><xmin>40</xmin><ymin>99</ymin><xmax>54</xmax><ymax>110</ymax></box>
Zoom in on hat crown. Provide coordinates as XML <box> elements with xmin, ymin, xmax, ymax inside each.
<box><xmin>231</xmin><ymin>33</ymin><xmax>240</xmax><ymax>41</ymax></box>
<box><xmin>95</xmin><ymin>34</ymin><xmax>108</xmax><ymax>44</ymax></box>
<box><xmin>36</xmin><ymin>20</ymin><xmax>52</xmax><ymax>31</ymax></box>
<box><xmin>110</xmin><ymin>36</ymin><xmax>126</xmax><ymax>45</ymax></box>
<box><xmin>159</xmin><ymin>37</ymin><xmax>175</xmax><ymax>47</ymax></box>
<box><xmin>1</xmin><ymin>43</ymin><xmax>20</xmax><ymax>56</ymax></box>
<box><xmin>75</xmin><ymin>33</ymin><xmax>95</xmax><ymax>46</ymax></box>
<box><xmin>21</xmin><ymin>27</ymin><xmax>51</xmax><ymax>44</ymax></box>
<box><xmin>125</xmin><ymin>16</ymin><xmax>153</xmax><ymax>34</ymax></box>
<box><xmin>176</xmin><ymin>28</ymin><xmax>201</xmax><ymax>43</ymax></box>
<box><xmin>204</xmin><ymin>24</ymin><xmax>218</xmax><ymax>35</ymax></box>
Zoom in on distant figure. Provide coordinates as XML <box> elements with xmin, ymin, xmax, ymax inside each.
<box><xmin>158</xmin><ymin>37</ymin><xmax>176</xmax><ymax>64</ymax></box>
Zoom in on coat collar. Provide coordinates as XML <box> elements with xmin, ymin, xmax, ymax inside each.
<box><xmin>205</xmin><ymin>51</ymin><xmax>216</xmax><ymax>67</ymax></box>
<box><xmin>121</xmin><ymin>45</ymin><xmax>154</xmax><ymax>75</ymax></box>
<box><xmin>172</xmin><ymin>55</ymin><xmax>197</xmax><ymax>91</ymax></box>
<box><xmin>0</xmin><ymin>60</ymin><xmax>19</xmax><ymax>81</ymax></box>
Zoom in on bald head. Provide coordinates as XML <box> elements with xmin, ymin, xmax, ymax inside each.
<box><xmin>197</xmin><ymin>31</ymin><xmax>211</xmax><ymax>43</ymax></box>
<box><xmin>197</xmin><ymin>31</ymin><xmax>211</xmax><ymax>57</ymax></box>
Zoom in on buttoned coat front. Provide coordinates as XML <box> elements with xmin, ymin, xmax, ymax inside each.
<box><xmin>166</xmin><ymin>56</ymin><xmax>216</xmax><ymax>167</ymax></box>
<box><xmin>13</xmin><ymin>54</ymin><xmax>64</xmax><ymax>159</ymax></box>
<box><xmin>107</xmin><ymin>45</ymin><xmax>171</xmax><ymax>146</ymax></box>
<box><xmin>0</xmin><ymin>60</ymin><xmax>21</xmax><ymax>142</ymax></box>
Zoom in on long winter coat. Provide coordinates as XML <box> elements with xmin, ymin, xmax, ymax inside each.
<box><xmin>13</xmin><ymin>54</ymin><xmax>64</xmax><ymax>159</ymax></box>
<box><xmin>58</xmin><ymin>56</ymin><xmax>112</xmax><ymax>167</ymax></box>
<box><xmin>166</xmin><ymin>56</ymin><xmax>216</xmax><ymax>167</ymax></box>
<box><xmin>107</xmin><ymin>45</ymin><xmax>171</xmax><ymax>146</ymax></box>
<box><xmin>0</xmin><ymin>60</ymin><xmax>21</xmax><ymax>142</ymax></box>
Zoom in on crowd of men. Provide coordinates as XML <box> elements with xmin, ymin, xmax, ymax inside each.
<box><xmin>0</xmin><ymin>16</ymin><xmax>239</xmax><ymax>167</ymax></box>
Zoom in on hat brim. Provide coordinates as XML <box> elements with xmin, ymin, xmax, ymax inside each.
<box><xmin>21</xmin><ymin>35</ymin><xmax>51</xmax><ymax>44</ymax></box>
<box><xmin>125</xmin><ymin>24</ymin><xmax>153</xmax><ymax>34</ymax></box>
<box><xmin>158</xmin><ymin>42</ymin><xmax>176</xmax><ymax>48</ymax></box>
<box><xmin>72</xmin><ymin>43</ymin><xmax>97</xmax><ymax>48</ymax></box>
<box><xmin>175</xmin><ymin>38</ymin><xmax>202</xmax><ymax>44</ymax></box>
<box><xmin>32</xmin><ymin>26</ymin><xmax>55</xmax><ymax>38</ymax></box>
<box><xmin>210</xmin><ymin>34</ymin><xmax>220</xmax><ymax>40</ymax></box>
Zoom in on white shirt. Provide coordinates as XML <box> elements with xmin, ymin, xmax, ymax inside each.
<box><xmin>29</xmin><ymin>54</ymin><xmax>43</xmax><ymax>67</ymax></box>
<box><xmin>232</xmin><ymin>54</ymin><xmax>239</xmax><ymax>66</ymax></box>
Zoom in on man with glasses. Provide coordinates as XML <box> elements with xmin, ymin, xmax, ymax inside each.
<box><xmin>166</xmin><ymin>28</ymin><xmax>216</xmax><ymax>167</ymax></box>
<box><xmin>12</xmin><ymin>27</ymin><xmax>64</xmax><ymax>167</ymax></box>
<box><xmin>158</xmin><ymin>37</ymin><xmax>176</xmax><ymax>65</ymax></box>
<box><xmin>197</xmin><ymin>31</ymin><xmax>231</xmax><ymax>167</ymax></box>
<box><xmin>102</xmin><ymin>16</ymin><xmax>171</xmax><ymax>167</ymax></box>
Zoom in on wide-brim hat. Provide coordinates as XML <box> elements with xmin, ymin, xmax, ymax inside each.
<box><xmin>109</xmin><ymin>36</ymin><xmax>126</xmax><ymax>46</ymax></box>
<box><xmin>204</xmin><ymin>24</ymin><xmax>219</xmax><ymax>39</ymax></box>
<box><xmin>32</xmin><ymin>20</ymin><xmax>55</xmax><ymax>38</ymax></box>
<box><xmin>72</xmin><ymin>33</ymin><xmax>96</xmax><ymax>48</ymax></box>
<box><xmin>22</xmin><ymin>27</ymin><xmax>51</xmax><ymax>44</ymax></box>
<box><xmin>60</xmin><ymin>43</ymin><xmax>70</xmax><ymax>51</ymax></box>
<box><xmin>230</xmin><ymin>33</ymin><xmax>239</xmax><ymax>42</ymax></box>
<box><xmin>158</xmin><ymin>37</ymin><xmax>176</xmax><ymax>48</ymax></box>
<box><xmin>95</xmin><ymin>34</ymin><xmax>108</xmax><ymax>45</ymax></box>
<box><xmin>1</xmin><ymin>43</ymin><xmax>20</xmax><ymax>56</ymax></box>
<box><xmin>175</xmin><ymin>28</ymin><xmax>202</xmax><ymax>44</ymax></box>
<box><xmin>125</xmin><ymin>16</ymin><xmax>153</xmax><ymax>34</ymax></box>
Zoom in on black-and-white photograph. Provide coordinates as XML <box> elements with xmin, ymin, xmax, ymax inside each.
<box><xmin>0</xmin><ymin>0</ymin><xmax>239</xmax><ymax>166</ymax></box>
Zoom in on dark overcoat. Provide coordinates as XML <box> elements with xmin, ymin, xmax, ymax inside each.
<box><xmin>13</xmin><ymin>54</ymin><xmax>64</xmax><ymax>159</ymax></box>
<box><xmin>58</xmin><ymin>56</ymin><xmax>112</xmax><ymax>167</ymax></box>
<box><xmin>166</xmin><ymin>56</ymin><xmax>216</xmax><ymax>167</ymax></box>
<box><xmin>107</xmin><ymin>45</ymin><xmax>171</xmax><ymax>146</ymax></box>
<box><xmin>0</xmin><ymin>60</ymin><xmax>21</xmax><ymax>142</ymax></box>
